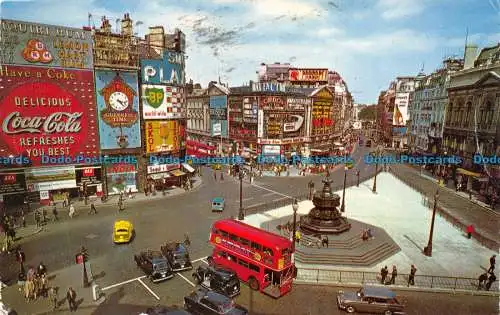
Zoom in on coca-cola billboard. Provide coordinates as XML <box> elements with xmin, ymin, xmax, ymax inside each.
<box><xmin>0</xmin><ymin>65</ymin><xmax>98</xmax><ymax>165</ymax></box>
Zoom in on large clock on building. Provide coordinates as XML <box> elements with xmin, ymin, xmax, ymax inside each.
<box><xmin>99</xmin><ymin>73</ymin><xmax>138</xmax><ymax>128</ymax></box>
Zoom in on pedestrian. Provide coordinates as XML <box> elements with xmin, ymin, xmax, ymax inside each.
<box><xmin>62</xmin><ymin>195</ymin><xmax>67</xmax><ymax>208</ymax></box>
<box><xmin>52</xmin><ymin>205</ymin><xmax>58</xmax><ymax>221</ymax></box>
<box><xmin>408</xmin><ymin>264</ymin><xmax>417</xmax><ymax>286</ymax></box>
<box><xmin>220</xmin><ymin>171</ymin><xmax>224</xmax><ymax>181</ymax></box>
<box><xmin>42</xmin><ymin>208</ymin><xmax>47</xmax><ymax>225</ymax></box>
<box><xmin>478</xmin><ymin>272</ymin><xmax>488</xmax><ymax>290</ymax></box>
<box><xmin>66</xmin><ymin>287</ymin><xmax>77</xmax><ymax>312</ymax></box>
<box><xmin>21</xmin><ymin>212</ymin><xmax>26</xmax><ymax>228</ymax></box>
<box><xmin>49</xmin><ymin>286</ymin><xmax>59</xmax><ymax>310</ymax></box>
<box><xmin>389</xmin><ymin>265</ymin><xmax>397</xmax><ymax>284</ymax></box>
<box><xmin>34</xmin><ymin>210</ymin><xmax>41</xmax><ymax>227</ymax></box>
<box><xmin>88</xmin><ymin>203</ymin><xmax>97</xmax><ymax>215</ymax></box>
<box><xmin>40</xmin><ymin>273</ymin><xmax>48</xmax><ymax>298</ymax></box>
<box><xmin>466</xmin><ymin>224</ymin><xmax>474</xmax><ymax>239</ymax></box>
<box><xmin>321</xmin><ymin>235</ymin><xmax>329</xmax><ymax>248</ymax></box>
<box><xmin>380</xmin><ymin>266</ymin><xmax>388</xmax><ymax>284</ymax></box>
<box><xmin>488</xmin><ymin>255</ymin><xmax>496</xmax><ymax>273</ymax></box>
<box><xmin>214</xmin><ymin>171</ymin><xmax>217</xmax><ymax>181</ymax></box>
<box><xmin>184</xmin><ymin>233</ymin><xmax>191</xmax><ymax>247</ymax></box>
<box><xmin>485</xmin><ymin>273</ymin><xmax>496</xmax><ymax>291</ymax></box>
<box><xmin>295</xmin><ymin>230</ymin><xmax>301</xmax><ymax>243</ymax></box>
<box><xmin>68</xmin><ymin>204</ymin><xmax>75</xmax><ymax>218</ymax></box>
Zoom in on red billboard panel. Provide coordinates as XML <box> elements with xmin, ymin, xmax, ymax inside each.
<box><xmin>0</xmin><ymin>65</ymin><xmax>98</xmax><ymax>165</ymax></box>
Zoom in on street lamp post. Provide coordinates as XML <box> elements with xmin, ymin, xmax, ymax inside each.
<box><xmin>372</xmin><ymin>159</ymin><xmax>379</xmax><ymax>193</ymax></box>
<box><xmin>423</xmin><ymin>190</ymin><xmax>439</xmax><ymax>257</ymax></box>
<box><xmin>80</xmin><ymin>246</ymin><xmax>89</xmax><ymax>287</ymax></box>
<box><xmin>356</xmin><ymin>169</ymin><xmax>360</xmax><ymax>187</ymax></box>
<box><xmin>238</xmin><ymin>172</ymin><xmax>244</xmax><ymax>220</ymax></box>
<box><xmin>341</xmin><ymin>166</ymin><xmax>348</xmax><ymax>212</ymax></box>
<box><xmin>291</xmin><ymin>199</ymin><xmax>299</xmax><ymax>253</ymax></box>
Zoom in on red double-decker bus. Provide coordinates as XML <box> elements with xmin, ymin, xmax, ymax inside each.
<box><xmin>209</xmin><ymin>218</ymin><xmax>295</xmax><ymax>298</ymax></box>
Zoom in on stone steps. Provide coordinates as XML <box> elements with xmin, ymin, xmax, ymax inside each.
<box><xmin>294</xmin><ymin>242</ymin><xmax>400</xmax><ymax>267</ymax></box>
<box><xmin>300</xmin><ymin>233</ymin><xmax>364</xmax><ymax>249</ymax></box>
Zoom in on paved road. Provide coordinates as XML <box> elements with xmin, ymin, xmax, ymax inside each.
<box><xmin>5</xmin><ymin>141</ymin><xmax>498</xmax><ymax>315</ymax></box>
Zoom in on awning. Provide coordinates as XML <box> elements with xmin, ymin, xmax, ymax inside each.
<box><xmin>182</xmin><ymin>163</ymin><xmax>195</xmax><ymax>173</ymax></box>
<box><xmin>170</xmin><ymin>169</ymin><xmax>186</xmax><ymax>177</ymax></box>
<box><xmin>150</xmin><ymin>173</ymin><xmax>170</xmax><ymax>180</ymax></box>
<box><xmin>457</xmin><ymin>168</ymin><xmax>482</xmax><ymax>177</ymax></box>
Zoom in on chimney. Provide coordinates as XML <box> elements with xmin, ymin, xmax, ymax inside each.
<box><xmin>100</xmin><ymin>16</ymin><xmax>112</xmax><ymax>33</ymax></box>
<box><xmin>121</xmin><ymin>13</ymin><xmax>133</xmax><ymax>36</ymax></box>
<box><xmin>463</xmin><ymin>44</ymin><xmax>478</xmax><ymax>70</ymax></box>
<box><xmin>147</xmin><ymin>26</ymin><xmax>165</xmax><ymax>51</ymax></box>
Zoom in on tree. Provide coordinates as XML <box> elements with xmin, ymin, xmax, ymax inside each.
<box><xmin>358</xmin><ymin>105</ymin><xmax>377</xmax><ymax>120</ymax></box>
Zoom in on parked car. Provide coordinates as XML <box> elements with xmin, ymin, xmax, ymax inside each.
<box><xmin>160</xmin><ymin>242</ymin><xmax>193</xmax><ymax>272</ymax></box>
<box><xmin>140</xmin><ymin>305</ymin><xmax>192</xmax><ymax>315</ymax></box>
<box><xmin>184</xmin><ymin>287</ymin><xmax>247</xmax><ymax>315</ymax></box>
<box><xmin>134</xmin><ymin>250</ymin><xmax>174</xmax><ymax>283</ymax></box>
<box><xmin>337</xmin><ymin>285</ymin><xmax>406</xmax><ymax>314</ymax></box>
<box><xmin>192</xmin><ymin>264</ymin><xmax>240</xmax><ymax>297</ymax></box>
<box><xmin>113</xmin><ymin>220</ymin><xmax>134</xmax><ymax>244</ymax></box>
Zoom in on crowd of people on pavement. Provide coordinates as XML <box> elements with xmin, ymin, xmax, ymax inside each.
<box><xmin>378</xmin><ymin>264</ymin><xmax>415</xmax><ymax>286</ymax></box>
<box><xmin>14</xmin><ymin>247</ymin><xmax>80</xmax><ymax>312</ymax></box>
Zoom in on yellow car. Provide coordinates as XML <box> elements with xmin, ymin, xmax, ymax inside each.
<box><xmin>113</xmin><ymin>220</ymin><xmax>134</xmax><ymax>244</ymax></box>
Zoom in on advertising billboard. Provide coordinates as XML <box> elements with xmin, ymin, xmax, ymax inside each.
<box><xmin>393</xmin><ymin>92</ymin><xmax>409</xmax><ymax>126</ymax></box>
<box><xmin>287</xmin><ymin>97</ymin><xmax>310</xmax><ymax>111</ymax></box>
<box><xmin>145</xmin><ymin>120</ymin><xmax>183</xmax><ymax>153</ymax></box>
<box><xmin>95</xmin><ymin>70</ymin><xmax>141</xmax><ymax>150</ymax></box>
<box><xmin>0</xmin><ymin>173</ymin><xmax>26</xmax><ymax>194</ymax></box>
<box><xmin>260</xmin><ymin>96</ymin><xmax>285</xmax><ymax>111</ymax></box>
<box><xmin>312</xmin><ymin>90</ymin><xmax>334</xmax><ymax>135</ymax></box>
<box><xmin>0</xmin><ymin>19</ymin><xmax>93</xmax><ymax>69</ymax></box>
<box><xmin>210</xmin><ymin>95</ymin><xmax>227</xmax><ymax>137</ymax></box>
<box><xmin>142</xmin><ymin>85</ymin><xmax>184</xmax><ymax>119</ymax></box>
<box><xmin>93</xmin><ymin>31</ymin><xmax>138</xmax><ymax>68</ymax></box>
<box><xmin>257</xmin><ymin>110</ymin><xmax>264</xmax><ymax>138</ymax></box>
<box><xmin>25</xmin><ymin>166</ymin><xmax>76</xmax><ymax>192</ymax></box>
<box><xmin>141</xmin><ymin>51</ymin><xmax>185</xmax><ymax>85</ymax></box>
<box><xmin>211</xmin><ymin>121</ymin><xmax>227</xmax><ymax>137</ymax></box>
<box><xmin>0</xmin><ymin>65</ymin><xmax>98</xmax><ymax>165</ymax></box>
<box><xmin>289</xmin><ymin>68</ymin><xmax>328</xmax><ymax>82</ymax></box>
<box><xmin>243</xmin><ymin>96</ymin><xmax>258</xmax><ymax>123</ymax></box>
<box><xmin>262</xmin><ymin>145</ymin><xmax>281</xmax><ymax>156</ymax></box>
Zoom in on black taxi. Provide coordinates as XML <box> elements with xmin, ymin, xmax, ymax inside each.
<box><xmin>134</xmin><ymin>250</ymin><xmax>174</xmax><ymax>283</ymax></box>
<box><xmin>192</xmin><ymin>264</ymin><xmax>240</xmax><ymax>297</ymax></box>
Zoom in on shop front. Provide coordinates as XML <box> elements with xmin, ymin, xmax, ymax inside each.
<box><xmin>76</xmin><ymin>166</ymin><xmax>103</xmax><ymax>199</ymax></box>
<box><xmin>146</xmin><ymin>163</ymin><xmax>187</xmax><ymax>192</ymax></box>
<box><xmin>105</xmin><ymin>163</ymin><xmax>138</xmax><ymax>196</ymax></box>
<box><xmin>24</xmin><ymin>166</ymin><xmax>78</xmax><ymax>205</ymax></box>
<box><xmin>0</xmin><ymin>172</ymin><xmax>27</xmax><ymax>211</ymax></box>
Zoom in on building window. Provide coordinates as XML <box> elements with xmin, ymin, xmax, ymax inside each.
<box><xmin>465</xmin><ymin>102</ymin><xmax>472</xmax><ymax>128</ymax></box>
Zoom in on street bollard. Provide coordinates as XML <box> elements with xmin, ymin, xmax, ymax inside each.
<box><xmin>92</xmin><ymin>284</ymin><xmax>105</xmax><ymax>304</ymax></box>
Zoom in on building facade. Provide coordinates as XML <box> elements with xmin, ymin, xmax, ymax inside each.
<box><xmin>409</xmin><ymin>59</ymin><xmax>463</xmax><ymax>154</ymax></box>
<box><xmin>443</xmin><ymin>44</ymin><xmax>500</xmax><ymax>199</ymax></box>
<box><xmin>0</xmin><ymin>18</ymin><xmax>100</xmax><ymax>208</ymax></box>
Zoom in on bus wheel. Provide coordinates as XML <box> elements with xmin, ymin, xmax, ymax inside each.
<box><xmin>248</xmin><ymin>277</ymin><xmax>259</xmax><ymax>291</ymax></box>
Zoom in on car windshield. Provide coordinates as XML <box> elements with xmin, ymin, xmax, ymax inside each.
<box><xmin>173</xmin><ymin>253</ymin><xmax>185</xmax><ymax>259</ymax></box>
<box><xmin>153</xmin><ymin>262</ymin><xmax>167</xmax><ymax>270</ymax></box>
<box><xmin>116</xmin><ymin>229</ymin><xmax>128</xmax><ymax>233</ymax></box>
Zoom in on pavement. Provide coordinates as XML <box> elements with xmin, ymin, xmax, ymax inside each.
<box><xmin>389</xmin><ymin>163</ymin><xmax>500</xmax><ymax>251</ymax></box>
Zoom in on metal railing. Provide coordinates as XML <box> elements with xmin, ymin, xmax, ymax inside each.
<box><xmin>296</xmin><ymin>268</ymin><xmax>499</xmax><ymax>293</ymax></box>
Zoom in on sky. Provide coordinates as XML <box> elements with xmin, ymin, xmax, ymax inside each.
<box><xmin>1</xmin><ymin>0</ymin><xmax>499</xmax><ymax>103</ymax></box>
